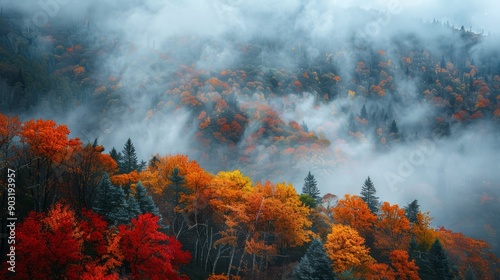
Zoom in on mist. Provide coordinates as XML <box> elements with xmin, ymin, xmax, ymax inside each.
<box><xmin>2</xmin><ymin>0</ymin><xmax>500</xmax><ymax>254</ymax></box>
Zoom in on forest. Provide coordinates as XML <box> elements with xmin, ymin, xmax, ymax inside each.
<box><xmin>1</xmin><ymin>1</ymin><xmax>500</xmax><ymax>279</ymax></box>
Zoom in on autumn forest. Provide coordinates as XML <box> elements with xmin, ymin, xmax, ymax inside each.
<box><xmin>1</xmin><ymin>1</ymin><xmax>500</xmax><ymax>280</ymax></box>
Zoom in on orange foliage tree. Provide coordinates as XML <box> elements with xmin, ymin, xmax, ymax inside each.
<box><xmin>333</xmin><ymin>194</ymin><xmax>377</xmax><ymax>238</ymax></box>
<box><xmin>374</xmin><ymin>202</ymin><xmax>412</xmax><ymax>256</ymax></box>
<box><xmin>19</xmin><ymin>118</ymin><xmax>81</xmax><ymax>211</ymax></box>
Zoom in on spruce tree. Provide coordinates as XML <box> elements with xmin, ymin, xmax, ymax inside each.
<box><xmin>109</xmin><ymin>147</ymin><xmax>122</xmax><ymax>164</ymax></box>
<box><xmin>126</xmin><ymin>194</ymin><xmax>141</xmax><ymax>221</ymax></box>
<box><xmin>292</xmin><ymin>239</ymin><xmax>337</xmax><ymax>280</ymax></box>
<box><xmin>168</xmin><ymin>167</ymin><xmax>187</xmax><ymax>207</ymax></box>
<box><xmin>428</xmin><ymin>238</ymin><xmax>453</xmax><ymax>280</ymax></box>
<box><xmin>302</xmin><ymin>171</ymin><xmax>321</xmax><ymax>203</ymax></box>
<box><xmin>93</xmin><ymin>174</ymin><xmax>131</xmax><ymax>225</ymax></box>
<box><xmin>404</xmin><ymin>199</ymin><xmax>420</xmax><ymax>224</ymax></box>
<box><xmin>135</xmin><ymin>182</ymin><xmax>161</xmax><ymax>220</ymax></box>
<box><xmin>360</xmin><ymin>177</ymin><xmax>379</xmax><ymax>214</ymax></box>
<box><xmin>360</xmin><ymin>104</ymin><xmax>368</xmax><ymax>119</ymax></box>
<box><xmin>120</xmin><ymin>138</ymin><xmax>139</xmax><ymax>174</ymax></box>
<box><xmin>390</xmin><ymin>120</ymin><xmax>399</xmax><ymax>134</ymax></box>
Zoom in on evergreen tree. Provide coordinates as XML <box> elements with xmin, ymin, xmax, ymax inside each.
<box><xmin>93</xmin><ymin>174</ymin><xmax>131</xmax><ymax>225</ymax></box>
<box><xmin>120</xmin><ymin>138</ymin><xmax>139</xmax><ymax>174</ymax></box>
<box><xmin>168</xmin><ymin>167</ymin><xmax>187</xmax><ymax>207</ymax></box>
<box><xmin>292</xmin><ymin>239</ymin><xmax>337</xmax><ymax>280</ymax></box>
<box><xmin>404</xmin><ymin>199</ymin><xmax>420</xmax><ymax>224</ymax></box>
<box><xmin>423</xmin><ymin>238</ymin><xmax>453</xmax><ymax>280</ymax></box>
<box><xmin>302</xmin><ymin>171</ymin><xmax>321</xmax><ymax>203</ymax></box>
<box><xmin>360</xmin><ymin>104</ymin><xmax>367</xmax><ymax>120</ymax></box>
<box><xmin>299</xmin><ymin>194</ymin><xmax>318</xmax><ymax>208</ymax></box>
<box><xmin>126</xmin><ymin>194</ymin><xmax>141</xmax><ymax>220</ymax></box>
<box><xmin>301</xmin><ymin>121</ymin><xmax>309</xmax><ymax>132</ymax></box>
<box><xmin>138</xmin><ymin>160</ymin><xmax>147</xmax><ymax>172</ymax></box>
<box><xmin>135</xmin><ymin>182</ymin><xmax>161</xmax><ymax>220</ymax></box>
<box><xmin>109</xmin><ymin>147</ymin><xmax>122</xmax><ymax>164</ymax></box>
<box><xmin>360</xmin><ymin>177</ymin><xmax>379</xmax><ymax>214</ymax></box>
<box><xmin>390</xmin><ymin>120</ymin><xmax>399</xmax><ymax>134</ymax></box>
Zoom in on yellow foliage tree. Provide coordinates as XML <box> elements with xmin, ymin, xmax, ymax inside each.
<box><xmin>325</xmin><ymin>224</ymin><xmax>372</xmax><ymax>274</ymax></box>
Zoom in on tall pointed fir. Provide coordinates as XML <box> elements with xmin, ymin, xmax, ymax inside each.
<box><xmin>126</xmin><ymin>194</ymin><xmax>141</xmax><ymax>221</ymax></box>
<box><xmin>302</xmin><ymin>171</ymin><xmax>321</xmax><ymax>203</ymax></box>
<box><xmin>167</xmin><ymin>167</ymin><xmax>187</xmax><ymax>207</ymax></box>
<box><xmin>292</xmin><ymin>239</ymin><xmax>337</xmax><ymax>280</ymax></box>
<box><xmin>109</xmin><ymin>147</ymin><xmax>122</xmax><ymax>166</ymax></box>
<box><xmin>390</xmin><ymin>120</ymin><xmax>399</xmax><ymax>134</ymax></box>
<box><xmin>417</xmin><ymin>239</ymin><xmax>453</xmax><ymax>280</ymax></box>
<box><xmin>428</xmin><ymin>239</ymin><xmax>453</xmax><ymax>280</ymax></box>
<box><xmin>360</xmin><ymin>176</ymin><xmax>379</xmax><ymax>214</ymax></box>
<box><xmin>119</xmin><ymin>138</ymin><xmax>139</xmax><ymax>174</ymax></box>
<box><xmin>93</xmin><ymin>173</ymin><xmax>131</xmax><ymax>225</ymax></box>
<box><xmin>135</xmin><ymin>182</ymin><xmax>161</xmax><ymax>221</ymax></box>
<box><xmin>404</xmin><ymin>199</ymin><xmax>420</xmax><ymax>224</ymax></box>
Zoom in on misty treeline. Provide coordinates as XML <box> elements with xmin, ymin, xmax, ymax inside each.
<box><xmin>0</xmin><ymin>2</ymin><xmax>500</xmax><ymax>279</ymax></box>
<box><xmin>0</xmin><ymin>113</ymin><xmax>498</xmax><ymax>279</ymax></box>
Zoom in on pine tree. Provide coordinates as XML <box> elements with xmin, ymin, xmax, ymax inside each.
<box><xmin>93</xmin><ymin>174</ymin><xmax>130</xmax><ymax>225</ymax></box>
<box><xmin>292</xmin><ymin>239</ymin><xmax>337</xmax><ymax>280</ymax></box>
<box><xmin>390</xmin><ymin>120</ymin><xmax>399</xmax><ymax>134</ymax></box>
<box><xmin>109</xmin><ymin>147</ymin><xmax>122</xmax><ymax>164</ymax></box>
<box><xmin>135</xmin><ymin>182</ymin><xmax>161</xmax><ymax>220</ymax></box>
<box><xmin>120</xmin><ymin>138</ymin><xmax>139</xmax><ymax>174</ymax></box>
<box><xmin>404</xmin><ymin>199</ymin><xmax>420</xmax><ymax>224</ymax></box>
<box><xmin>425</xmin><ymin>238</ymin><xmax>453</xmax><ymax>280</ymax></box>
<box><xmin>126</xmin><ymin>194</ymin><xmax>141</xmax><ymax>221</ymax></box>
<box><xmin>168</xmin><ymin>167</ymin><xmax>187</xmax><ymax>207</ymax></box>
<box><xmin>360</xmin><ymin>177</ymin><xmax>379</xmax><ymax>214</ymax></box>
<box><xmin>360</xmin><ymin>104</ymin><xmax>367</xmax><ymax>120</ymax></box>
<box><xmin>302</xmin><ymin>171</ymin><xmax>321</xmax><ymax>203</ymax></box>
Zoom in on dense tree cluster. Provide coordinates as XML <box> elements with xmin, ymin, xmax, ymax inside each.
<box><xmin>0</xmin><ymin>114</ymin><xmax>498</xmax><ymax>279</ymax></box>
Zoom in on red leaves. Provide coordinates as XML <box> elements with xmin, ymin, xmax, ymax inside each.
<box><xmin>118</xmin><ymin>213</ymin><xmax>191</xmax><ymax>280</ymax></box>
<box><xmin>14</xmin><ymin>204</ymin><xmax>124</xmax><ymax>279</ymax></box>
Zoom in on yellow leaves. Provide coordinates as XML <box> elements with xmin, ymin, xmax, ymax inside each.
<box><xmin>348</xmin><ymin>90</ymin><xmax>356</xmax><ymax>99</ymax></box>
<box><xmin>325</xmin><ymin>224</ymin><xmax>372</xmax><ymax>274</ymax></box>
<box><xmin>411</xmin><ymin>211</ymin><xmax>437</xmax><ymax>251</ymax></box>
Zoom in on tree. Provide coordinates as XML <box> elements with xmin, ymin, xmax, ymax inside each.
<box><xmin>19</xmin><ymin>118</ymin><xmax>81</xmax><ymax>211</ymax></box>
<box><xmin>360</xmin><ymin>104</ymin><xmax>368</xmax><ymax>120</ymax></box>
<box><xmin>292</xmin><ymin>239</ymin><xmax>337</xmax><ymax>280</ymax></box>
<box><xmin>389</xmin><ymin>120</ymin><xmax>399</xmax><ymax>134</ymax></box>
<box><xmin>119</xmin><ymin>138</ymin><xmax>138</xmax><ymax>174</ymax></box>
<box><xmin>324</xmin><ymin>224</ymin><xmax>372</xmax><ymax>275</ymax></box>
<box><xmin>135</xmin><ymin>182</ymin><xmax>161</xmax><ymax>219</ymax></box>
<box><xmin>168</xmin><ymin>167</ymin><xmax>188</xmax><ymax>207</ymax></box>
<box><xmin>303</xmin><ymin>171</ymin><xmax>321</xmax><ymax>203</ymax></box>
<box><xmin>426</xmin><ymin>239</ymin><xmax>453</xmax><ymax>280</ymax></box>
<box><xmin>118</xmin><ymin>213</ymin><xmax>191</xmax><ymax>280</ymax></box>
<box><xmin>93</xmin><ymin>174</ymin><xmax>131</xmax><ymax>225</ymax></box>
<box><xmin>109</xmin><ymin>147</ymin><xmax>122</xmax><ymax>165</ymax></box>
<box><xmin>300</xmin><ymin>193</ymin><xmax>318</xmax><ymax>208</ymax></box>
<box><xmin>360</xmin><ymin>177</ymin><xmax>379</xmax><ymax>214</ymax></box>
<box><xmin>389</xmin><ymin>250</ymin><xmax>420</xmax><ymax>280</ymax></box>
<box><xmin>63</xmin><ymin>142</ymin><xmax>118</xmax><ymax>211</ymax></box>
<box><xmin>14</xmin><ymin>203</ymin><xmax>121</xmax><ymax>279</ymax></box>
<box><xmin>374</xmin><ymin>202</ymin><xmax>412</xmax><ymax>256</ymax></box>
<box><xmin>404</xmin><ymin>200</ymin><xmax>420</xmax><ymax>224</ymax></box>
<box><xmin>333</xmin><ymin>194</ymin><xmax>377</xmax><ymax>238</ymax></box>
